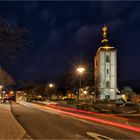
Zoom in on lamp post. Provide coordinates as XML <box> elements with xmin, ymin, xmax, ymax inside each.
<box><xmin>83</xmin><ymin>90</ymin><xmax>87</xmax><ymax>102</ymax></box>
<box><xmin>122</xmin><ymin>94</ymin><xmax>126</xmax><ymax>113</ymax></box>
<box><xmin>76</xmin><ymin>67</ymin><xmax>85</xmax><ymax>101</ymax></box>
<box><xmin>48</xmin><ymin>83</ymin><xmax>54</xmax><ymax>100</ymax></box>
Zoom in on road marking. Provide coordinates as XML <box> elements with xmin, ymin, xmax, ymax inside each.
<box><xmin>74</xmin><ymin>134</ymin><xmax>87</xmax><ymax>139</ymax></box>
<box><xmin>86</xmin><ymin>132</ymin><xmax>114</xmax><ymax>140</ymax></box>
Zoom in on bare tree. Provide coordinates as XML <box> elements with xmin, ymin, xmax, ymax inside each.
<box><xmin>0</xmin><ymin>67</ymin><xmax>15</xmax><ymax>86</ymax></box>
<box><xmin>121</xmin><ymin>86</ymin><xmax>136</xmax><ymax>101</ymax></box>
<box><xmin>0</xmin><ymin>19</ymin><xmax>31</xmax><ymax>63</ymax></box>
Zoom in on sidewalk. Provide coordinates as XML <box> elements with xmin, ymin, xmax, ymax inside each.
<box><xmin>0</xmin><ymin>103</ymin><xmax>27</xmax><ymax>139</ymax></box>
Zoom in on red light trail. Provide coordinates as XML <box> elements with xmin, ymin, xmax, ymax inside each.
<box><xmin>46</xmin><ymin>104</ymin><xmax>128</xmax><ymax>121</ymax></box>
<box><xmin>32</xmin><ymin>103</ymin><xmax>140</xmax><ymax>133</ymax></box>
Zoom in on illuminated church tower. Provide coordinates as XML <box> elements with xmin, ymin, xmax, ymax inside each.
<box><xmin>94</xmin><ymin>26</ymin><xmax>117</xmax><ymax>100</ymax></box>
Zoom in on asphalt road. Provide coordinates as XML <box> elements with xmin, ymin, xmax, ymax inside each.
<box><xmin>11</xmin><ymin>103</ymin><xmax>140</xmax><ymax>139</ymax></box>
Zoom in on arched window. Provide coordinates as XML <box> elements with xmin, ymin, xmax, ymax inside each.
<box><xmin>107</xmin><ymin>69</ymin><xmax>109</xmax><ymax>74</ymax></box>
<box><xmin>106</xmin><ymin>81</ymin><xmax>110</xmax><ymax>88</ymax></box>
<box><xmin>106</xmin><ymin>55</ymin><xmax>110</xmax><ymax>62</ymax></box>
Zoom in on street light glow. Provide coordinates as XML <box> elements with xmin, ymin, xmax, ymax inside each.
<box><xmin>0</xmin><ymin>85</ymin><xmax>3</xmax><ymax>89</ymax></box>
<box><xmin>122</xmin><ymin>94</ymin><xmax>125</xmax><ymax>98</ymax></box>
<box><xmin>76</xmin><ymin>67</ymin><xmax>85</xmax><ymax>74</ymax></box>
<box><xmin>83</xmin><ymin>91</ymin><xmax>87</xmax><ymax>95</ymax></box>
<box><xmin>76</xmin><ymin>67</ymin><xmax>86</xmax><ymax>101</ymax></box>
<box><xmin>10</xmin><ymin>91</ymin><xmax>14</xmax><ymax>95</ymax></box>
<box><xmin>2</xmin><ymin>91</ymin><xmax>6</xmax><ymax>94</ymax></box>
<box><xmin>49</xmin><ymin>83</ymin><xmax>54</xmax><ymax>88</ymax></box>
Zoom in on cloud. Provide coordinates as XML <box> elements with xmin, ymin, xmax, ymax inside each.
<box><xmin>48</xmin><ymin>29</ymin><xmax>63</xmax><ymax>45</ymax></box>
<box><xmin>1</xmin><ymin>1</ymin><xmax>140</xmax><ymax>83</ymax></box>
<box><xmin>99</xmin><ymin>1</ymin><xmax>134</xmax><ymax>19</ymax></box>
<box><xmin>40</xmin><ymin>9</ymin><xmax>54</xmax><ymax>23</ymax></box>
<box><xmin>66</xmin><ymin>20</ymin><xmax>82</xmax><ymax>31</ymax></box>
<box><xmin>75</xmin><ymin>25</ymin><xmax>99</xmax><ymax>45</ymax></box>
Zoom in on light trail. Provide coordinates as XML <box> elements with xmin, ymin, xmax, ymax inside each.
<box><xmin>32</xmin><ymin>103</ymin><xmax>140</xmax><ymax>133</ymax></box>
<box><xmin>46</xmin><ymin>104</ymin><xmax>128</xmax><ymax>121</ymax></box>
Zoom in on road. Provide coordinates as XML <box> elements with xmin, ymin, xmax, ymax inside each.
<box><xmin>11</xmin><ymin>102</ymin><xmax>140</xmax><ymax>139</ymax></box>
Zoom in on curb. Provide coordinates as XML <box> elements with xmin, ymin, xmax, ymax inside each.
<box><xmin>10</xmin><ymin>102</ymin><xmax>32</xmax><ymax>139</ymax></box>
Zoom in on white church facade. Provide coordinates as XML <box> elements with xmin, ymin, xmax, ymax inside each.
<box><xmin>94</xmin><ymin>26</ymin><xmax>117</xmax><ymax>100</ymax></box>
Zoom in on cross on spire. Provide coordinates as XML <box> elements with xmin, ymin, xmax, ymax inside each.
<box><xmin>101</xmin><ymin>25</ymin><xmax>108</xmax><ymax>44</ymax></box>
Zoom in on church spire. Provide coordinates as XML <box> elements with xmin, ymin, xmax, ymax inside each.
<box><xmin>101</xmin><ymin>25</ymin><xmax>108</xmax><ymax>45</ymax></box>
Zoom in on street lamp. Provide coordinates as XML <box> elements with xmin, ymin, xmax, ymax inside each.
<box><xmin>121</xmin><ymin>94</ymin><xmax>127</xmax><ymax>113</ymax></box>
<box><xmin>76</xmin><ymin>67</ymin><xmax>85</xmax><ymax>101</ymax></box>
<box><xmin>122</xmin><ymin>94</ymin><xmax>125</xmax><ymax>98</ymax></box>
<box><xmin>83</xmin><ymin>91</ymin><xmax>87</xmax><ymax>95</ymax></box>
<box><xmin>76</xmin><ymin>67</ymin><xmax>85</xmax><ymax>74</ymax></box>
<box><xmin>2</xmin><ymin>91</ymin><xmax>6</xmax><ymax>94</ymax></box>
<box><xmin>10</xmin><ymin>91</ymin><xmax>14</xmax><ymax>94</ymax></box>
<box><xmin>48</xmin><ymin>83</ymin><xmax>55</xmax><ymax>100</ymax></box>
<box><xmin>49</xmin><ymin>83</ymin><xmax>54</xmax><ymax>88</ymax></box>
<box><xmin>83</xmin><ymin>90</ymin><xmax>88</xmax><ymax>102</ymax></box>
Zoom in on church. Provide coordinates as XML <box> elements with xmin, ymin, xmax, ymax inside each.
<box><xmin>94</xmin><ymin>26</ymin><xmax>117</xmax><ymax>100</ymax></box>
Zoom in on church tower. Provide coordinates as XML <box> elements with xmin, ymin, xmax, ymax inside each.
<box><xmin>94</xmin><ymin>26</ymin><xmax>117</xmax><ymax>100</ymax></box>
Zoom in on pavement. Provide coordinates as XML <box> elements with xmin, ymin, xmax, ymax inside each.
<box><xmin>0</xmin><ymin>102</ymin><xmax>30</xmax><ymax>139</ymax></box>
<box><xmin>11</xmin><ymin>101</ymin><xmax>140</xmax><ymax>139</ymax></box>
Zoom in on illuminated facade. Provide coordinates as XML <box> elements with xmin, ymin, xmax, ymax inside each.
<box><xmin>94</xmin><ymin>26</ymin><xmax>117</xmax><ymax>100</ymax></box>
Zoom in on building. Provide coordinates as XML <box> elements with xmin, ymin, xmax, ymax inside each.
<box><xmin>16</xmin><ymin>91</ymin><xmax>27</xmax><ymax>102</ymax></box>
<box><xmin>94</xmin><ymin>26</ymin><xmax>117</xmax><ymax>100</ymax></box>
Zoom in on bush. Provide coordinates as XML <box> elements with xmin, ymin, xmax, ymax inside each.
<box><xmin>76</xmin><ymin>103</ymin><xmax>92</xmax><ymax>111</ymax></box>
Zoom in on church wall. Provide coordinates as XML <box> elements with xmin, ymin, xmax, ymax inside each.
<box><xmin>94</xmin><ymin>26</ymin><xmax>117</xmax><ymax>101</ymax></box>
<box><xmin>100</xmin><ymin>51</ymin><xmax>105</xmax><ymax>88</ymax></box>
<box><xmin>95</xmin><ymin>49</ymin><xmax>117</xmax><ymax>100</ymax></box>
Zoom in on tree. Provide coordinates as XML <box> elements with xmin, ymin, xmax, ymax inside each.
<box><xmin>57</xmin><ymin>72</ymin><xmax>79</xmax><ymax>97</ymax></box>
<box><xmin>19</xmin><ymin>80</ymin><xmax>46</xmax><ymax>100</ymax></box>
<box><xmin>121</xmin><ymin>86</ymin><xmax>136</xmax><ymax>101</ymax></box>
<box><xmin>0</xmin><ymin>67</ymin><xmax>15</xmax><ymax>86</ymax></box>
